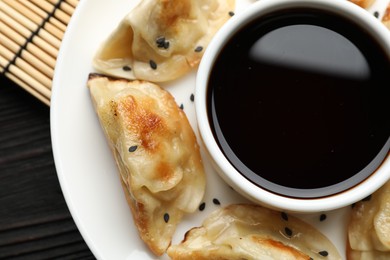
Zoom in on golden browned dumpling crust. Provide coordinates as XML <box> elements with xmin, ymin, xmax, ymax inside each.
<box><xmin>347</xmin><ymin>181</ymin><xmax>390</xmax><ymax>260</ymax></box>
<box><xmin>87</xmin><ymin>74</ymin><xmax>206</xmax><ymax>255</ymax></box>
<box><xmin>167</xmin><ymin>204</ymin><xmax>342</xmax><ymax>260</ymax></box>
<box><xmin>93</xmin><ymin>0</ymin><xmax>235</xmax><ymax>82</ymax></box>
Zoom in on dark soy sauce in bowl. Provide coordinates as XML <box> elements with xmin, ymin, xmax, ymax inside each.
<box><xmin>208</xmin><ymin>8</ymin><xmax>390</xmax><ymax>198</ymax></box>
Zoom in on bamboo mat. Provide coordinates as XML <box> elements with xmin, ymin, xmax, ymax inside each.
<box><xmin>0</xmin><ymin>0</ymin><xmax>79</xmax><ymax>106</ymax></box>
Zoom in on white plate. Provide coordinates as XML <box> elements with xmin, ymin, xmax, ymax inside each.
<box><xmin>51</xmin><ymin>0</ymin><xmax>389</xmax><ymax>259</ymax></box>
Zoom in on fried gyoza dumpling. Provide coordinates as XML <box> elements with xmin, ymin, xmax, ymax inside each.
<box><xmin>167</xmin><ymin>204</ymin><xmax>342</xmax><ymax>260</ymax></box>
<box><xmin>87</xmin><ymin>74</ymin><xmax>206</xmax><ymax>255</ymax></box>
<box><xmin>347</xmin><ymin>181</ymin><xmax>390</xmax><ymax>260</ymax></box>
<box><xmin>93</xmin><ymin>0</ymin><xmax>235</xmax><ymax>82</ymax></box>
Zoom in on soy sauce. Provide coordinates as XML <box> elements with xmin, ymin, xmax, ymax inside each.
<box><xmin>208</xmin><ymin>9</ymin><xmax>390</xmax><ymax>198</ymax></box>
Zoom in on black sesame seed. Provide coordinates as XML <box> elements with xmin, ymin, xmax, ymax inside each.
<box><xmin>156</xmin><ymin>37</ymin><xmax>170</xmax><ymax>49</ymax></box>
<box><xmin>122</xmin><ymin>65</ymin><xmax>132</xmax><ymax>71</ymax></box>
<box><xmin>179</xmin><ymin>104</ymin><xmax>184</xmax><ymax>110</ymax></box>
<box><xmin>281</xmin><ymin>212</ymin><xmax>288</xmax><ymax>221</ymax></box>
<box><xmin>156</xmin><ymin>37</ymin><xmax>165</xmax><ymax>47</ymax></box>
<box><xmin>164</xmin><ymin>213</ymin><xmax>170</xmax><ymax>223</ymax></box>
<box><xmin>212</xmin><ymin>198</ymin><xmax>221</xmax><ymax>205</ymax></box>
<box><xmin>228</xmin><ymin>11</ymin><xmax>235</xmax><ymax>17</ymax></box>
<box><xmin>150</xmin><ymin>60</ymin><xmax>157</xmax><ymax>69</ymax></box>
<box><xmin>284</xmin><ymin>227</ymin><xmax>293</xmax><ymax>237</ymax></box>
<box><xmin>319</xmin><ymin>250</ymin><xmax>328</xmax><ymax>257</ymax></box>
<box><xmin>199</xmin><ymin>202</ymin><xmax>206</xmax><ymax>211</ymax></box>
<box><xmin>190</xmin><ymin>93</ymin><xmax>194</xmax><ymax>102</ymax></box>
<box><xmin>373</xmin><ymin>11</ymin><xmax>379</xmax><ymax>18</ymax></box>
<box><xmin>156</xmin><ymin>36</ymin><xmax>165</xmax><ymax>43</ymax></box>
<box><xmin>320</xmin><ymin>214</ymin><xmax>327</xmax><ymax>222</ymax></box>
<box><xmin>128</xmin><ymin>145</ymin><xmax>138</xmax><ymax>152</ymax></box>
<box><xmin>194</xmin><ymin>46</ymin><xmax>203</xmax><ymax>52</ymax></box>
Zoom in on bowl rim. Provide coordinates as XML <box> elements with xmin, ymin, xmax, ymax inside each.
<box><xmin>195</xmin><ymin>0</ymin><xmax>390</xmax><ymax>212</ymax></box>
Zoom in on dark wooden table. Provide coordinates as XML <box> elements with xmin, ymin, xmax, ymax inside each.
<box><xmin>0</xmin><ymin>75</ymin><xmax>95</xmax><ymax>259</ymax></box>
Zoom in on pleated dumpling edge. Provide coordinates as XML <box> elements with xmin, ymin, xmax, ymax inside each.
<box><xmin>93</xmin><ymin>0</ymin><xmax>235</xmax><ymax>82</ymax></box>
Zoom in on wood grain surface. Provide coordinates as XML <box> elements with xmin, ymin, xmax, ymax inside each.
<box><xmin>0</xmin><ymin>75</ymin><xmax>95</xmax><ymax>259</ymax></box>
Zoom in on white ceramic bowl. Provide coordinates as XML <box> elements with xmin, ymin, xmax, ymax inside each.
<box><xmin>196</xmin><ymin>0</ymin><xmax>390</xmax><ymax>213</ymax></box>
